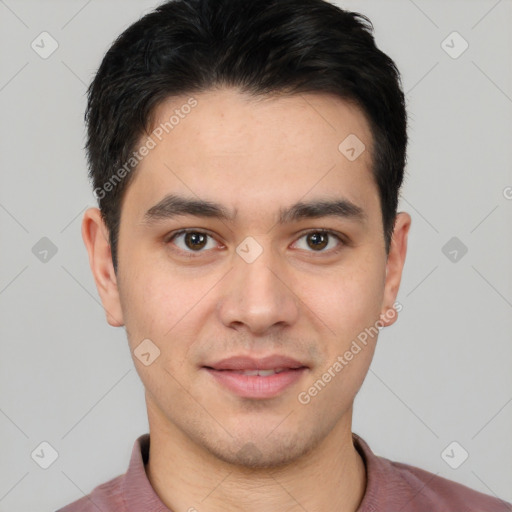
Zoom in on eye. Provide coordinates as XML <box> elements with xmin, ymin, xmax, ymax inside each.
<box><xmin>167</xmin><ymin>229</ymin><xmax>219</xmax><ymax>254</ymax></box>
<box><xmin>293</xmin><ymin>230</ymin><xmax>344</xmax><ymax>253</ymax></box>
<box><xmin>166</xmin><ymin>228</ymin><xmax>345</xmax><ymax>257</ymax></box>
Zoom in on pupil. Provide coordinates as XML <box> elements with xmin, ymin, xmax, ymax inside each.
<box><xmin>186</xmin><ymin>232</ymin><xmax>206</xmax><ymax>250</ymax></box>
<box><xmin>308</xmin><ymin>232</ymin><xmax>327</xmax><ymax>250</ymax></box>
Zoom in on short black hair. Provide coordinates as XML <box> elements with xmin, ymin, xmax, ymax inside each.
<box><xmin>85</xmin><ymin>0</ymin><xmax>408</xmax><ymax>273</ymax></box>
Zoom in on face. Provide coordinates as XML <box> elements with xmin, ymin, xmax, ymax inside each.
<box><xmin>83</xmin><ymin>88</ymin><xmax>410</xmax><ymax>468</ymax></box>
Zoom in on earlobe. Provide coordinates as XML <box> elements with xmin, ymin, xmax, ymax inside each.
<box><xmin>380</xmin><ymin>211</ymin><xmax>411</xmax><ymax>328</ymax></box>
<box><xmin>81</xmin><ymin>207</ymin><xmax>124</xmax><ymax>327</ymax></box>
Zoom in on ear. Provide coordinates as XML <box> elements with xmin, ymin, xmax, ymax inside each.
<box><xmin>379</xmin><ymin>211</ymin><xmax>411</xmax><ymax>327</ymax></box>
<box><xmin>81</xmin><ymin>207</ymin><xmax>124</xmax><ymax>327</ymax></box>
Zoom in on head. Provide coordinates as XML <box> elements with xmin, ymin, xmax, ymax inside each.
<box><xmin>83</xmin><ymin>0</ymin><xmax>411</xmax><ymax>468</ymax></box>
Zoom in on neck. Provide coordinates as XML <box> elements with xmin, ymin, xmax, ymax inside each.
<box><xmin>145</xmin><ymin>404</ymin><xmax>366</xmax><ymax>512</ymax></box>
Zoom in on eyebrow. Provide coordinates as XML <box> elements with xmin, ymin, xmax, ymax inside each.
<box><xmin>142</xmin><ymin>194</ymin><xmax>367</xmax><ymax>226</ymax></box>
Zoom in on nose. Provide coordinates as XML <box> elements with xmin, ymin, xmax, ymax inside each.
<box><xmin>216</xmin><ymin>241</ymin><xmax>300</xmax><ymax>336</ymax></box>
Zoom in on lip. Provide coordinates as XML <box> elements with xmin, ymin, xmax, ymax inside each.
<box><xmin>203</xmin><ymin>354</ymin><xmax>308</xmax><ymax>399</ymax></box>
<box><xmin>205</xmin><ymin>354</ymin><xmax>307</xmax><ymax>371</ymax></box>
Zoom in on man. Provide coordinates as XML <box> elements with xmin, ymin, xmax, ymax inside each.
<box><xmin>58</xmin><ymin>0</ymin><xmax>511</xmax><ymax>510</ymax></box>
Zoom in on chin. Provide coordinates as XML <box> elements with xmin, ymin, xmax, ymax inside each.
<box><xmin>202</xmin><ymin>429</ymin><xmax>324</xmax><ymax>470</ymax></box>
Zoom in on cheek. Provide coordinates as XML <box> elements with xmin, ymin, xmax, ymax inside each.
<box><xmin>118</xmin><ymin>263</ymin><xmax>214</xmax><ymax>370</ymax></box>
<box><xmin>299</xmin><ymin>255</ymin><xmax>385</xmax><ymax>336</ymax></box>
<box><xmin>301</xmin><ymin>272</ymin><xmax>384</xmax><ymax>411</ymax></box>
<box><xmin>119</xmin><ymin>253</ymin><xmax>182</xmax><ymax>328</ymax></box>
<box><xmin>119</xmin><ymin>271</ymin><xmax>199</xmax><ymax>393</ymax></box>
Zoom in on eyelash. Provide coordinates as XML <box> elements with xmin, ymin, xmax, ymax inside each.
<box><xmin>165</xmin><ymin>228</ymin><xmax>346</xmax><ymax>258</ymax></box>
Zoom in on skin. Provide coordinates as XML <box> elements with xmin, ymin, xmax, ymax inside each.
<box><xmin>82</xmin><ymin>88</ymin><xmax>411</xmax><ymax>512</ymax></box>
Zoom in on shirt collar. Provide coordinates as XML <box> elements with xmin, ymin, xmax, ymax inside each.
<box><xmin>121</xmin><ymin>433</ymin><xmax>172</xmax><ymax>511</ymax></box>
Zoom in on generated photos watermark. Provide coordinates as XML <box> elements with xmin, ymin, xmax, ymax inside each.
<box><xmin>298</xmin><ymin>301</ymin><xmax>403</xmax><ymax>405</ymax></box>
<box><xmin>93</xmin><ymin>97</ymin><xmax>198</xmax><ymax>200</ymax></box>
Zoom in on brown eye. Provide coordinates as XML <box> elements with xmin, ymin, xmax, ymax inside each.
<box><xmin>306</xmin><ymin>232</ymin><xmax>329</xmax><ymax>250</ymax></box>
<box><xmin>169</xmin><ymin>230</ymin><xmax>217</xmax><ymax>253</ymax></box>
<box><xmin>184</xmin><ymin>232</ymin><xmax>207</xmax><ymax>250</ymax></box>
<box><xmin>294</xmin><ymin>230</ymin><xmax>343</xmax><ymax>253</ymax></box>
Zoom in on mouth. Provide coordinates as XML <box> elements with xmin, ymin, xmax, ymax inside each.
<box><xmin>202</xmin><ymin>354</ymin><xmax>309</xmax><ymax>399</ymax></box>
<box><xmin>213</xmin><ymin>368</ymin><xmax>296</xmax><ymax>376</ymax></box>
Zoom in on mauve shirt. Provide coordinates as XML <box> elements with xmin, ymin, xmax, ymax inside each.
<box><xmin>57</xmin><ymin>433</ymin><xmax>511</xmax><ymax>512</ymax></box>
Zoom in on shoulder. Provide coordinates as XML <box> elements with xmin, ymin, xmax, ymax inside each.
<box><xmin>56</xmin><ymin>433</ymin><xmax>156</xmax><ymax>511</ymax></box>
<box><xmin>56</xmin><ymin>474</ymin><xmax>125</xmax><ymax>512</ymax></box>
<box><xmin>389</xmin><ymin>459</ymin><xmax>511</xmax><ymax>512</ymax></box>
<box><xmin>353</xmin><ymin>433</ymin><xmax>511</xmax><ymax>512</ymax></box>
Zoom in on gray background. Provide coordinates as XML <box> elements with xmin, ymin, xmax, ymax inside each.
<box><xmin>0</xmin><ymin>0</ymin><xmax>511</xmax><ymax>510</ymax></box>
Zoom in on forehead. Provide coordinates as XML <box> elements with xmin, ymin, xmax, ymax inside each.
<box><xmin>123</xmin><ymin>88</ymin><xmax>379</xmax><ymax>224</ymax></box>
